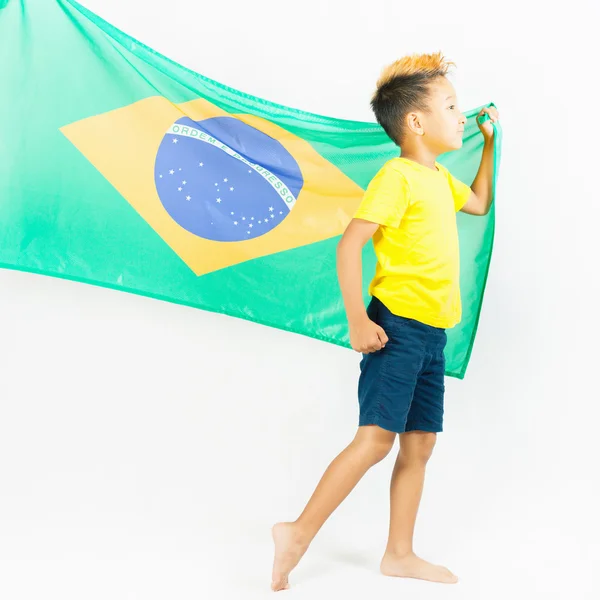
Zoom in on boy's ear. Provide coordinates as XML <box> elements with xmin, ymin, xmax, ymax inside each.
<box><xmin>406</xmin><ymin>112</ymin><xmax>424</xmax><ymax>136</ymax></box>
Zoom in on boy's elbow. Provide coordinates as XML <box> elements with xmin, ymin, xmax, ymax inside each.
<box><xmin>473</xmin><ymin>200</ymin><xmax>491</xmax><ymax>216</ymax></box>
<box><xmin>337</xmin><ymin>232</ymin><xmax>362</xmax><ymax>257</ymax></box>
<box><xmin>336</xmin><ymin>235</ymin><xmax>349</xmax><ymax>255</ymax></box>
<box><xmin>337</xmin><ymin>228</ymin><xmax>352</xmax><ymax>250</ymax></box>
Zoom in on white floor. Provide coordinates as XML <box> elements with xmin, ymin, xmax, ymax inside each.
<box><xmin>1</xmin><ymin>269</ymin><xmax>598</xmax><ymax>600</ymax></box>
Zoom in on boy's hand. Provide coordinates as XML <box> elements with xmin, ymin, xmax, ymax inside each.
<box><xmin>477</xmin><ymin>106</ymin><xmax>500</xmax><ymax>141</ymax></box>
<box><xmin>349</xmin><ymin>317</ymin><xmax>389</xmax><ymax>353</ymax></box>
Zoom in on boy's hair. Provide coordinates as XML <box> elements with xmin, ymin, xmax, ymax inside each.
<box><xmin>371</xmin><ymin>51</ymin><xmax>455</xmax><ymax>147</ymax></box>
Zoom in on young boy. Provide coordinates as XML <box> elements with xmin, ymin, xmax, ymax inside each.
<box><xmin>271</xmin><ymin>51</ymin><xmax>499</xmax><ymax>592</ymax></box>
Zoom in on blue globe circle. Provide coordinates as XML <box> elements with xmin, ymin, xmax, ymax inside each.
<box><xmin>154</xmin><ymin>116</ymin><xmax>303</xmax><ymax>242</ymax></box>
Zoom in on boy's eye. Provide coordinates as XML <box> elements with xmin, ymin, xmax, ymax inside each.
<box><xmin>449</xmin><ymin>105</ymin><xmax>455</xmax><ymax>109</ymax></box>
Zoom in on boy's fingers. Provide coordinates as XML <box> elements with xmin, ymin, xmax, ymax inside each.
<box><xmin>378</xmin><ymin>328</ymin><xmax>389</xmax><ymax>345</ymax></box>
<box><xmin>368</xmin><ymin>335</ymin><xmax>382</xmax><ymax>352</ymax></box>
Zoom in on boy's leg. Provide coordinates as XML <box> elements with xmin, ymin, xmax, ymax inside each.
<box><xmin>380</xmin><ymin>335</ymin><xmax>458</xmax><ymax>584</ymax></box>
<box><xmin>385</xmin><ymin>430</ymin><xmax>436</xmax><ymax>557</ymax></box>
<box><xmin>271</xmin><ymin>424</ymin><xmax>396</xmax><ymax>592</ymax></box>
<box><xmin>380</xmin><ymin>431</ymin><xmax>456</xmax><ymax>584</ymax></box>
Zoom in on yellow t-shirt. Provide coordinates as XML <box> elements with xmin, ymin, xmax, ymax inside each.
<box><xmin>353</xmin><ymin>156</ymin><xmax>472</xmax><ymax>329</ymax></box>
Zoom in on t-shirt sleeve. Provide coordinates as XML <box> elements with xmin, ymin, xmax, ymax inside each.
<box><xmin>447</xmin><ymin>171</ymin><xmax>473</xmax><ymax>212</ymax></box>
<box><xmin>353</xmin><ymin>164</ymin><xmax>410</xmax><ymax>227</ymax></box>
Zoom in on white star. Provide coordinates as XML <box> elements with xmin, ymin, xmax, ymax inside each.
<box><xmin>249</xmin><ymin>224</ymin><xmax>253</xmax><ymax>228</ymax></box>
<box><xmin>186</xmin><ymin>195</ymin><xmax>191</xmax><ymax>201</ymax></box>
<box><xmin>269</xmin><ymin>207</ymin><xmax>274</xmax><ymax>212</ymax></box>
<box><xmin>258</xmin><ymin>220</ymin><xmax>262</xmax><ymax>224</ymax></box>
<box><xmin>159</xmin><ymin>174</ymin><xmax>163</xmax><ymax>178</ymax></box>
<box><xmin>199</xmin><ymin>162</ymin><xmax>204</xmax><ymax>167</ymax></box>
<box><xmin>270</xmin><ymin>214</ymin><xmax>275</xmax><ymax>219</ymax></box>
<box><xmin>230</xmin><ymin>187</ymin><xmax>234</xmax><ymax>191</ymax></box>
<box><xmin>178</xmin><ymin>187</ymin><xmax>182</xmax><ymax>191</ymax></box>
<box><xmin>279</xmin><ymin>211</ymin><xmax>283</xmax><ymax>214</ymax></box>
<box><xmin>182</xmin><ymin>180</ymin><xmax>187</xmax><ymax>185</ymax></box>
<box><xmin>242</xmin><ymin>217</ymin><xmax>246</xmax><ymax>221</ymax></box>
<box><xmin>169</xmin><ymin>170</ymin><xmax>174</xmax><ymax>175</ymax></box>
<box><xmin>178</xmin><ymin>168</ymin><xmax>182</xmax><ymax>171</ymax></box>
<box><xmin>234</xmin><ymin>221</ymin><xmax>238</xmax><ymax>225</ymax></box>
<box><xmin>172</xmin><ymin>138</ymin><xmax>178</xmax><ymax>144</ymax></box>
<box><xmin>223</xmin><ymin>178</ymin><xmax>228</xmax><ymax>182</ymax></box>
<box><xmin>216</xmin><ymin>198</ymin><xmax>222</xmax><ymax>203</ymax></box>
<box><xmin>251</xmin><ymin>217</ymin><xmax>255</xmax><ymax>221</ymax></box>
<box><xmin>248</xmin><ymin>170</ymin><xmax>252</xmax><ymax>173</ymax></box>
<box><xmin>247</xmin><ymin>231</ymin><xmax>251</xmax><ymax>234</ymax></box>
<box><xmin>214</xmin><ymin>183</ymin><xmax>218</xmax><ymax>186</ymax></box>
<box><xmin>230</xmin><ymin>212</ymin><xmax>234</xmax><ymax>215</ymax></box>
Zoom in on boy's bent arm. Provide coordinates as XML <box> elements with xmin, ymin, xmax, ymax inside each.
<box><xmin>461</xmin><ymin>138</ymin><xmax>495</xmax><ymax>215</ymax></box>
<box><xmin>461</xmin><ymin>106</ymin><xmax>500</xmax><ymax>216</ymax></box>
<box><xmin>336</xmin><ymin>218</ymin><xmax>379</xmax><ymax>325</ymax></box>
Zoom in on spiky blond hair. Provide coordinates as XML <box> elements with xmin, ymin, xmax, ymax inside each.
<box><xmin>371</xmin><ymin>51</ymin><xmax>455</xmax><ymax>146</ymax></box>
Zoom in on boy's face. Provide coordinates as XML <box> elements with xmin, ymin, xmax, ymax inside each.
<box><xmin>421</xmin><ymin>77</ymin><xmax>466</xmax><ymax>152</ymax></box>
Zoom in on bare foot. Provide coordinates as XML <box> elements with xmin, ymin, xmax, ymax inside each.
<box><xmin>380</xmin><ymin>551</ymin><xmax>458</xmax><ymax>584</ymax></box>
<box><xmin>271</xmin><ymin>522</ymin><xmax>310</xmax><ymax>591</ymax></box>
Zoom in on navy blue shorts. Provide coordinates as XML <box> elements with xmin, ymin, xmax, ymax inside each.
<box><xmin>358</xmin><ymin>296</ymin><xmax>447</xmax><ymax>434</ymax></box>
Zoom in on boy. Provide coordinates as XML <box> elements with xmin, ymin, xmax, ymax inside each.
<box><xmin>271</xmin><ymin>51</ymin><xmax>499</xmax><ymax>592</ymax></box>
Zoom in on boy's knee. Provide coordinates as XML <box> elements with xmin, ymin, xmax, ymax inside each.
<box><xmin>400</xmin><ymin>431</ymin><xmax>437</xmax><ymax>464</ymax></box>
<box><xmin>370</xmin><ymin>438</ymin><xmax>395</xmax><ymax>463</ymax></box>
<box><xmin>359</xmin><ymin>438</ymin><xmax>394</xmax><ymax>464</ymax></box>
<box><xmin>354</xmin><ymin>427</ymin><xmax>396</xmax><ymax>463</ymax></box>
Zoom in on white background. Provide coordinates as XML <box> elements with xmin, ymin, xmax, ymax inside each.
<box><xmin>1</xmin><ymin>0</ymin><xmax>599</xmax><ymax>598</ymax></box>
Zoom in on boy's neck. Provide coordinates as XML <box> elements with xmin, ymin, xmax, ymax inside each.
<box><xmin>398</xmin><ymin>145</ymin><xmax>440</xmax><ymax>172</ymax></box>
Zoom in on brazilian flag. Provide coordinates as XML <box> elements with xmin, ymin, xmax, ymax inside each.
<box><xmin>0</xmin><ymin>0</ymin><xmax>501</xmax><ymax>378</ymax></box>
